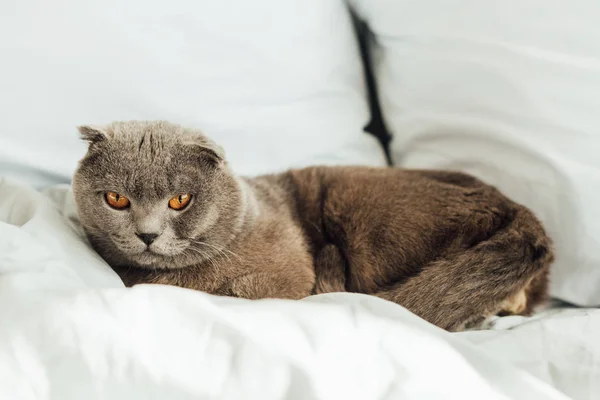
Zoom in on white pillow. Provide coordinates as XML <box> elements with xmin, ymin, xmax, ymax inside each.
<box><xmin>0</xmin><ymin>0</ymin><xmax>385</xmax><ymax>188</ymax></box>
<box><xmin>350</xmin><ymin>0</ymin><xmax>600</xmax><ymax>306</ymax></box>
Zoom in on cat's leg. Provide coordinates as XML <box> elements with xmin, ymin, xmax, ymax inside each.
<box><xmin>229</xmin><ymin>268</ymin><xmax>315</xmax><ymax>300</ymax></box>
<box><xmin>314</xmin><ymin>243</ymin><xmax>347</xmax><ymax>294</ymax></box>
<box><xmin>498</xmin><ymin>288</ymin><xmax>528</xmax><ymax>315</ymax></box>
<box><xmin>498</xmin><ymin>269</ymin><xmax>549</xmax><ymax>316</ymax></box>
<box><xmin>374</xmin><ymin>207</ymin><xmax>552</xmax><ymax>332</ymax></box>
<box><xmin>230</xmin><ymin>243</ymin><xmax>347</xmax><ymax>299</ymax></box>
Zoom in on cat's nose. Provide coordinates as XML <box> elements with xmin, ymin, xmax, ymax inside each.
<box><xmin>136</xmin><ymin>233</ymin><xmax>159</xmax><ymax>246</ymax></box>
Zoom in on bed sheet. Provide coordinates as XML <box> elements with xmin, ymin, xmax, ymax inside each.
<box><xmin>0</xmin><ymin>178</ymin><xmax>598</xmax><ymax>399</ymax></box>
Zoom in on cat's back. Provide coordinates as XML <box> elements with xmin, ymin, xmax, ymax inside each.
<box><xmin>282</xmin><ymin>165</ymin><xmax>494</xmax><ymax>210</ymax></box>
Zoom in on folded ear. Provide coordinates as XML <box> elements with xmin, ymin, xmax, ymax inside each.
<box><xmin>185</xmin><ymin>134</ymin><xmax>225</xmax><ymax>166</ymax></box>
<box><xmin>77</xmin><ymin>125</ymin><xmax>110</xmax><ymax>145</ymax></box>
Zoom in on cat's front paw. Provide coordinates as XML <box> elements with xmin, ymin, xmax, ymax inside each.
<box><xmin>498</xmin><ymin>289</ymin><xmax>528</xmax><ymax>316</ymax></box>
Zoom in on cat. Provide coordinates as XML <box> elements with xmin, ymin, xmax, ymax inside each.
<box><xmin>72</xmin><ymin>120</ymin><xmax>553</xmax><ymax>331</ymax></box>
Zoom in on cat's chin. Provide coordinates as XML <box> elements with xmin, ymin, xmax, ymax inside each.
<box><xmin>126</xmin><ymin>249</ymin><xmax>193</xmax><ymax>270</ymax></box>
<box><xmin>129</xmin><ymin>250</ymin><xmax>169</xmax><ymax>267</ymax></box>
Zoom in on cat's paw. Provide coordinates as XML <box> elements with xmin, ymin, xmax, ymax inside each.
<box><xmin>498</xmin><ymin>289</ymin><xmax>528</xmax><ymax>315</ymax></box>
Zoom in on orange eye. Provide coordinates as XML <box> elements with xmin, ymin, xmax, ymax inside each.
<box><xmin>105</xmin><ymin>192</ymin><xmax>130</xmax><ymax>209</ymax></box>
<box><xmin>169</xmin><ymin>194</ymin><xmax>192</xmax><ymax>210</ymax></box>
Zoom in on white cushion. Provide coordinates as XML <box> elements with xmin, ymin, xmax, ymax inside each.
<box><xmin>0</xmin><ymin>0</ymin><xmax>385</xmax><ymax>188</ymax></box>
<box><xmin>350</xmin><ymin>0</ymin><xmax>600</xmax><ymax>305</ymax></box>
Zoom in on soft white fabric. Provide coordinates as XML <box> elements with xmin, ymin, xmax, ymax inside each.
<box><xmin>2</xmin><ymin>179</ymin><xmax>600</xmax><ymax>399</ymax></box>
<box><xmin>349</xmin><ymin>0</ymin><xmax>600</xmax><ymax>306</ymax></box>
<box><xmin>460</xmin><ymin>308</ymin><xmax>600</xmax><ymax>400</ymax></box>
<box><xmin>0</xmin><ymin>0</ymin><xmax>385</xmax><ymax>188</ymax></box>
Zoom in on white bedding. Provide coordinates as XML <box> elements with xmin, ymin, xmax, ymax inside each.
<box><xmin>1</xmin><ymin>178</ymin><xmax>599</xmax><ymax>400</ymax></box>
<box><xmin>0</xmin><ymin>0</ymin><xmax>385</xmax><ymax>188</ymax></box>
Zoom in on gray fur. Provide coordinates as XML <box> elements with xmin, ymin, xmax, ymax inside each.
<box><xmin>73</xmin><ymin>121</ymin><xmax>247</xmax><ymax>270</ymax></box>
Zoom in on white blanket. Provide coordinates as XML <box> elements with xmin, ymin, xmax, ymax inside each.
<box><xmin>1</xmin><ymin>178</ymin><xmax>598</xmax><ymax>400</ymax></box>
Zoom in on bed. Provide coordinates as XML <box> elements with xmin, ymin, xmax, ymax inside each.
<box><xmin>0</xmin><ymin>180</ymin><xmax>598</xmax><ymax>399</ymax></box>
<box><xmin>1</xmin><ymin>0</ymin><xmax>599</xmax><ymax>399</ymax></box>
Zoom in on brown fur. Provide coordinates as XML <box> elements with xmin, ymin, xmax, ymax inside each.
<box><xmin>74</xmin><ymin>121</ymin><xmax>553</xmax><ymax>332</ymax></box>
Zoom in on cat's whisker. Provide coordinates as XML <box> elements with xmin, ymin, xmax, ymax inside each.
<box><xmin>308</xmin><ymin>220</ymin><xmax>323</xmax><ymax>235</ymax></box>
<box><xmin>189</xmin><ymin>240</ymin><xmax>241</xmax><ymax>262</ymax></box>
<box><xmin>195</xmin><ymin>244</ymin><xmax>232</xmax><ymax>264</ymax></box>
<box><xmin>187</xmin><ymin>241</ymin><xmax>224</xmax><ymax>258</ymax></box>
<box><xmin>187</xmin><ymin>247</ymin><xmax>220</xmax><ymax>270</ymax></box>
<box><xmin>207</xmin><ymin>246</ymin><xmax>233</xmax><ymax>264</ymax></box>
<box><xmin>184</xmin><ymin>246</ymin><xmax>207</xmax><ymax>257</ymax></box>
<box><xmin>184</xmin><ymin>247</ymin><xmax>223</xmax><ymax>270</ymax></box>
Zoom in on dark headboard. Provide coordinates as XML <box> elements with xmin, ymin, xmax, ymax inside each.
<box><xmin>352</xmin><ymin>13</ymin><xmax>392</xmax><ymax>164</ymax></box>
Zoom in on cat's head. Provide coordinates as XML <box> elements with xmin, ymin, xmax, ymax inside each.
<box><xmin>73</xmin><ymin>120</ymin><xmax>244</xmax><ymax>269</ymax></box>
